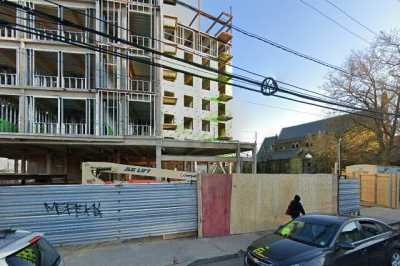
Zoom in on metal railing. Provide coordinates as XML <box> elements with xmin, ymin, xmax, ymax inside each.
<box><xmin>32</xmin><ymin>122</ymin><xmax>59</xmax><ymax>135</ymax></box>
<box><xmin>128</xmin><ymin>35</ymin><xmax>152</xmax><ymax>56</ymax></box>
<box><xmin>0</xmin><ymin>73</ymin><xmax>16</xmax><ymax>86</ymax></box>
<box><xmin>128</xmin><ymin>0</ymin><xmax>153</xmax><ymax>14</ymax></box>
<box><xmin>64</xmin><ymin>31</ymin><xmax>85</xmax><ymax>43</ymax></box>
<box><xmin>127</xmin><ymin>124</ymin><xmax>152</xmax><ymax>136</ymax></box>
<box><xmin>63</xmin><ymin>77</ymin><xmax>87</xmax><ymax>90</ymax></box>
<box><xmin>33</xmin><ymin>28</ymin><xmax>58</xmax><ymax>41</ymax></box>
<box><xmin>62</xmin><ymin>123</ymin><xmax>87</xmax><ymax>135</ymax></box>
<box><xmin>0</xmin><ymin>27</ymin><xmax>16</xmax><ymax>38</ymax></box>
<box><xmin>128</xmin><ymin>79</ymin><xmax>152</xmax><ymax>93</ymax></box>
<box><xmin>33</xmin><ymin>75</ymin><xmax>58</xmax><ymax>88</ymax></box>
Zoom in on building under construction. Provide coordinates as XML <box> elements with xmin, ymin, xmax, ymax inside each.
<box><xmin>0</xmin><ymin>0</ymin><xmax>256</xmax><ymax>183</ymax></box>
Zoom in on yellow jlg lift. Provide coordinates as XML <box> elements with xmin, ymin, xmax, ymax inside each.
<box><xmin>82</xmin><ymin>162</ymin><xmax>197</xmax><ymax>184</ymax></box>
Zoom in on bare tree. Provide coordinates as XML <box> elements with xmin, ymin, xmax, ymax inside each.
<box><xmin>325</xmin><ymin>30</ymin><xmax>400</xmax><ymax>165</ymax></box>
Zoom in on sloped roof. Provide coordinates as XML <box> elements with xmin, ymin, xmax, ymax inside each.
<box><xmin>257</xmin><ymin>136</ymin><xmax>278</xmax><ymax>161</ymax></box>
<box><xmin>278</xmin><ymin>115</ymin><xmax>354</xmax><ymax>141</ymax></box>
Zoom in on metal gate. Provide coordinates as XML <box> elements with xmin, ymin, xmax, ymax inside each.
<box><xmin>0</xmin><ymin>184</ymin><xmax>197</xmax><ymax>246</ymax></box>
<box><xmin>338</xmin><ymin>179</ymin><xmax>360</xmax><ymax>216</ymax></box>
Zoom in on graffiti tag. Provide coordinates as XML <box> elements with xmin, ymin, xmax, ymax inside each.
<box><xmin>44</xmin><ymin>201</ymin><xmax>103</xmax><ymax>217</ymax></box>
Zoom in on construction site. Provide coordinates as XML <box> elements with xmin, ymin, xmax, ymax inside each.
<box><xmin>0</xmin><ymin>0</ymin><xmax>257</xmax><ymax>185</ymax></box>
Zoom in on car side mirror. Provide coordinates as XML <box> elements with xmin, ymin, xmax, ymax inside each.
<box><xmin>336</xmin><ymin>242</ymin><xmax>355</xmax><ymax>250</ymax></box>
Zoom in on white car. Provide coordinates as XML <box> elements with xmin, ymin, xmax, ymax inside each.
<box><xmin>0</xmin><ymin>229</ymin><xmax>64</xmax><ymax>266</ymax></box>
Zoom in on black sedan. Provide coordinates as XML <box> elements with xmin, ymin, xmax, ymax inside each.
<box><xmin>245</xmin><ymin>215</ymin><xmax>400</xmax><ymax>266</ymax></box>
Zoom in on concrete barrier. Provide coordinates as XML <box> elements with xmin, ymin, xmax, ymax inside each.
<box><xmin>230</xmin><ymin>174</ymin><xmax>337</xmax><ymax>234</ymax></box>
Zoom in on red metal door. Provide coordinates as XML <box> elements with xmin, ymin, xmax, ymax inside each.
<box><xmin>201</xmin><ymin>174</ymin><xmax>232</xmax><ymax>237</ymax></box>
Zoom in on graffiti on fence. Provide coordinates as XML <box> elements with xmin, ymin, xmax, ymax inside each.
<box><xmin>44</xmin><ymin>201</ymin><xmax>103</xmax><ymax>217</ymax></box>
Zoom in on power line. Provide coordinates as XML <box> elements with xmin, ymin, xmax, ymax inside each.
<box><xmin>16</xmin><ymin>0</ymin><xmax>378</xmax><ymax>105</ymax></box>
<box><xmin>298</xmin><ymin>0</ymin><xmax>370</xmax><ymax>44</ymax></box>
<box><xmin>324</xmin><ymin>0</ymin><xmax>378</xmax><ymax>36</ymax></box>
<box><xmin>244</xmin><ymin>100</ymin><xmax>321</xmax><ymax>117</ymax></box>
<box><xmin>4</xmin><ymin>19</ymin><xmax>387</xmax><ymax>121</ymax></box>
<box><xmin>0</xmin><ymin>3</ymin><xmax>395</xmax><ymax>119</ymax></box>
<box><xmin>176</xmin><ymin>0</ymin><xmax>400</xmax><ymax>93</ymax></box>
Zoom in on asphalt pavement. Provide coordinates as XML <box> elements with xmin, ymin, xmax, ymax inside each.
<box><xmin>188</xmin><ymin>253</ymin><xmax>244</xmax><ymax>266</ymax></box>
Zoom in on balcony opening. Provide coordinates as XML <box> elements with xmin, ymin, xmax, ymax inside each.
<box><xmin>184</xmin><ymin>95</ymin><xmax>193</xmax><ymax>108</ymax></box>
<box><xmin>0</xmin><ymin>48</ymin><xmax>17</xmax><ymax>86</ymax></box>
<box><xmin>129</xmin><ymin>12</ymin><xmax>152</xmax><ymax>55</ymax></box>
<box><xmin>0</xmin><ymin>5</ymin><xmax>16</xmax><ymax>38</ymax></box>
<box><xmin>177</xmin><ymin>26</ymin><xmax>194</xmax><ymax>48</ymax></box>
<box><xmin>164</xmin><ymin>27</ymin><xmax>175</xmax><ymax>42</ymax></box>
<box><xmin>63</xmin><ymin>53</ymin><xmax>86</xmax><ymax>90</ymax></box>
<box><xmin>202</xmin><ymin>58</ymin><xmax>210</xmax><ymax>67</ymax></box>
<box><xmin>101</xmin><ymin>2</ymin><xmax>123</xmax><ymax>42</ymax></box>
<box><xmin>202</xmin><ymin>79</ymin><xmax>210</xmax><ymax>90</ymax></box>
<box><xmin>202</xmin><ymin>120</ymin><xmax>210</xmax><ymax>132</ymax></box>
<box><xmin>219</xmin><ymin>83</ymin><xmax>226</xmax><ymax>94</ymax></box>
<box><xmin>202</xmin><ymin>99</ymin><xmax>210</xmax><ymax>111</ymax></box>
<box><xmin>163</xmin><ymin>91</ymin><xmax>177</xmax><ymax>105</ymax></box>
<box><xmin>101</xmin><ymin>51</ymin><xmax>118</xmax><ymax>89</ymax></box>
<box><xmin>128</xmin><ymin>101</ymin><xmax>152</xmax><ymax>136</ymax></box>
<box><xmin>63</xmin><ymin>8</ymin><xmax>86</xmax><ymax>43</ymax></box>
<box><xmin>0</xmin><ymin>95</ymin><xmax>19</xmax><ymax>133</ymax></box>
<box><xmin>34</xmin><ymin>51</ymin><xmax>58</xmax><ymax>88</ymax></box>
<box><xmin>218</xmin><ymin>103</ymin><xmax>226</xmax><ymax>116</ymax></box>
<box><xmin>184</xmin><ymin>74</ymin><xmax>193</xmax><ymax>86</ymax></box>
<box><xmin>128</xmin><ymin>60</ymin><xmax>151</xmax><ymax>92</ymax></box>
<box><xmin>163</xmin><ymin>114</ymin><xmax>176</xmax><ymax>130</ymax></box>
<box><xmin>184</xmin><ymin>52</ymin><xmax>193</xmax><ymax>63</ymax></box>
<box><xmin>184</xmin><ymin>117</ymin><xmax>193</xmax><ymax>130</ymax></box>
<box><xmin>34</xmin><ymin>5</ymin><xmax>58</xmax><ymax>41</ymax></box>
<box><xmin>33</xmin><ymin>97</ymin><xmax>58</xmax><ymax>134</ymax></box>
<box><xmin>164</xmin><ymin>91</ymin><xmax>174</xmax><ymax>97</ymax></box>
<box><xmin>218</xmin><ymin>123</ymin><xmax>226</xmax><ymax>137</ymax></box>
<box><xmin>62</xmin><ymin>99</ymin><xmax>89</xmax><ymax>135</ymax></box>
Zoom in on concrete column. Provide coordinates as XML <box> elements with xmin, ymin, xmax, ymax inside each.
<box><xmin>18</xmin><ymin>96</ymin><xmax>26</xmax><ymax>133</ymax></box>
<box><xmin>252</xmin><ymin>143</ymin><xmax>257</xmax><ymax>174</ymax></box>
<box><xmin>236</xmin><ymin>143</ymin><xmax>241</xmax><ymax>174</ymax></box>
<box><xmin>156</xmin><ymin>145</ymin><xmax>162</xmax><ymax>169</ymax></box>
<box><xmin>14</xmin><ymin>159</ymin><xmax>18</xmax><ymax>174</ymax></box>
<box><xmin>21</xmin><ymin>159</ymin><xmax>26</xmax><ymax>174</ymax></box>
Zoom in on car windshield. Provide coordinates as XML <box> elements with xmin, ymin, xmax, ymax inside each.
<box><xmin>276</xmin><ymin>220</ymin><xmax>339</xmax><ymax>248</ymax></box>
<box><xmin>6</xmin><ymin>238</ymin><xmax>60</xmax><ymax>266</ymax></box>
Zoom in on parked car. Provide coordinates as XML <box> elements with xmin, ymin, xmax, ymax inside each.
<box><xmin>245</xmin><ymin>215</ymin><xmax>400</xmax><ymax>266</ymax></box>
<box><xmin>0</xmin><ymin>229</ymin><xmax>63</xmax><ymax>266</ymax></box>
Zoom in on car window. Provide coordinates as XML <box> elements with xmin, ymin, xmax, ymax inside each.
<box><xmin>277</xmin><ymin>220</ymin><xmax>339</xmax><ymax>247</ymax></box>
<box><xmin>359</xmin><ymin>220</ymin><xmax>386</xmax><ymax>238</ymax></box>
<box><xmin>6</xmin><ymin>238</ymin><xmax>60</xmax><ymax>266</ymax></box>
<box><xmin>337</xmin><ymin>222</ymin><xmax>363</xmax><ymax>243</ymax></box>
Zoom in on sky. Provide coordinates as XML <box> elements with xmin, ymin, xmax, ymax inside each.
<box><xmin>181</xmin><ymin>0</ymin><xmax>400</xmax><ymax>147</ymax></box>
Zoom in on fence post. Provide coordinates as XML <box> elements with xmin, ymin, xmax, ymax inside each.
<box><xmin>197</xmin><ymin>173</ymin><xmax>203</xmax><ymax>238</ymax></box>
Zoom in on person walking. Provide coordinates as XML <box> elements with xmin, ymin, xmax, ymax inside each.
<box><xmin>286</xmin><ymin>195</ymin><xmax>306</xmax><ymax>220</ymax></box>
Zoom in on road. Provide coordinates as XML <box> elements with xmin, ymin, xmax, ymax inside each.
<box><xmin>188</xmin><ymin>253</ymin><xmax>244</xmax><ymax>266</ymax></box>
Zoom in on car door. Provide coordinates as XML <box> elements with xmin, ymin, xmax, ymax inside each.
<box><xmin>330</xmin><ymin>221</ymin><xmax>369</xmax><ymax>266</ymax></box>
<box><xmin>359</xmin><ymin>220</ymin><xmax>392</xmax><ymax>266</ymax></box>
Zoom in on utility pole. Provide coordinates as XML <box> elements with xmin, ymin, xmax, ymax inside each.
<box><xmin>336</xmin><ymin>138</ymin><xmax>342</xmax><ymax>177</ymax></box>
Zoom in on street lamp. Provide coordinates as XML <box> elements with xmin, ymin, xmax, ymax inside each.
<box><xmin>305</xmin><ymin>153</ymin><xmax>313</xmax><ymax>159</ymax></box>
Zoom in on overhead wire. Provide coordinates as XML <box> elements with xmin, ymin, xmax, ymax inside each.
<box><xmin>323</xmin><ymin>0</ymin><xmax>378</xmax><ymax>36</ymax></box>
<box><xmin>298</xmin><ymin>0</ymin><xmax>370</xmax><ymax>44</ymax></box>
<box><xmin>37</xmin><ymin>0</ymin><xmax>345</xmax><ymax>102</ymax></box>
<box><xmin>176</xmin><ymin>0</ymin><xmax>400</xmax><ymax>92</ymax></box>
<box><xmin>0</xmin><ymin>2</ymin><xmax>395</xmax><ymax>119</ymax></box>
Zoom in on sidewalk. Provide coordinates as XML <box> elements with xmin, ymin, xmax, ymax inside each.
<box><xmin>59</xmin><ymin>231</ymin><xmax>268</xmax><ymax>266</ymax></box>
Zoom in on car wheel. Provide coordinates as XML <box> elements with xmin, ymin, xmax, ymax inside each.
<box><xmin>391</xmin><ymin>250</ymin><xmax>400</xmax><ymax>266</ymax></box>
